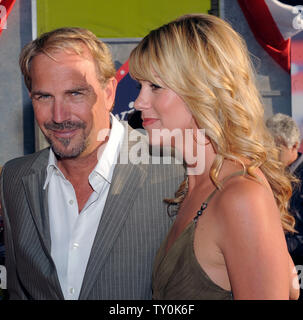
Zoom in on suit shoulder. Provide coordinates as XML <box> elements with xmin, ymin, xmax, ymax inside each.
<box><xmin>294</xmin><ymin>161</ymin><xmax>303</xmax><ymax>178</ymax></box>
<box><xmin>2</xmin><ymin>148</ymin><xmax>49</xmax><ymax>179</ymax></box>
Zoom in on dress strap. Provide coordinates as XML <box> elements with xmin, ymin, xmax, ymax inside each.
<box><xmin>193</xmin><ymin>170</ymin><xmax>245</xmax><ymax>222</ymax></box>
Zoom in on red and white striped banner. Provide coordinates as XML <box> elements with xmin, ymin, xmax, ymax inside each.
<box><xmin>0</xmin><ymin>0</ymin><xmax>16</xmax><ymax>36</ymax></box>
<box><xmin>238</xmin><ymin>0</ymin><xmax>303</xmax><ymax>73</ymax></box>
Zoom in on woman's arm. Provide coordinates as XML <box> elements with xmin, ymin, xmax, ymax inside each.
<box><xmin>216</xmin><ymin>178</ymin><xmax>291</xmax><ymax>299</ymax></box>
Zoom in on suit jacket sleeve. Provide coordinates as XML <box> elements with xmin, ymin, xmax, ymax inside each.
<box><xmin>1</xmin><ymin>165</ymin><xmax>28</xmax><ymax>299</ymax></box>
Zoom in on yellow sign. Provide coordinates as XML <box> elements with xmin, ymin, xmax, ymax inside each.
<box><xmin>37</xmin><ymin>0</ymin><xmax>211</xmax><ymax>37</ymax></box>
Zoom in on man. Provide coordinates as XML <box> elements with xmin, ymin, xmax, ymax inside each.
<box><xmin>266</xmin><ymin>113</ymin><xmax>301</xmax><ymax>167</ymax></box>
<box><xmin>0</xmin><ymin>28</ymin><xmax>184</xmax><ymax>300</ymax></box>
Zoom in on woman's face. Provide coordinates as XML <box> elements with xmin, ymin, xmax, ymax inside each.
<box><xmin>134</xmin><ymin>79</ymin><xmax>194</xmax><ymax>147</ymax></box>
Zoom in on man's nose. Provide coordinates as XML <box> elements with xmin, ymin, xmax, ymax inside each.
<box><xmin>52</xmin><ymin>99</ymin><xmax>71</xmax><ymax>123</ymax></box>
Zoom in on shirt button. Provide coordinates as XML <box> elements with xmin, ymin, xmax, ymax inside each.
<box><xmin>69</xmin><ymin>200</ymin><xmax>74</xmax><ymax>205</ymax></box>
<box><xmin>69</xmin><ymin>287</ymin><xmax>75</xmax><ymax>294</ymax></box>
<box><xmin>73</xmin><ymin>243</ymin><xmax>79</xmax><ymax>249</ymax></box>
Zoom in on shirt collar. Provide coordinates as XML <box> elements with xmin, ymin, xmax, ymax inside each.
<box><xmin>43</xmin><ymin>113</ymin><xmax>125</xmax><ymax>191</ymax></box>
<box><xmin>90</xmin><ymin>113</ymin><xmax>125</xmax><ymax>186</ymax></box>
<box><xmin>43</xmin><ymin>148</ymin><xmax>61</xmax><ymax>190</ymax></box>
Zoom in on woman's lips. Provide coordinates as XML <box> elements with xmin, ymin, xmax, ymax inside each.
<box><xmin>142</xmin><ymin>118</ymin><xmax>158</xmax><ymax>127</ymax></box>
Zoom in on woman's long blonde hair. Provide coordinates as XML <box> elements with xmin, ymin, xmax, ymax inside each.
<box><xmin>129</xmin><ymin>13</ymin><xmax>295</xmax><ymax>232</ymax></box>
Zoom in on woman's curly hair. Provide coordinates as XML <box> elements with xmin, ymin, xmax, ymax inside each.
<box><xmin>129</xmin><ymin>13</ymin><xmax>296</xmax><ymax>232</ymax></box>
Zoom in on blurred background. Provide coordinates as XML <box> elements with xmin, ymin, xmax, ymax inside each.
<box><xmin>0</xmin><ymin>0</ymin><xmax>302</xmax><ymax>165</ymax></box>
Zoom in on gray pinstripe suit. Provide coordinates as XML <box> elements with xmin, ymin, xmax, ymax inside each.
<box><xmin>0</xmin><ymin>126</ymin><xmax>184</xmax><ymax>300</ymax></box>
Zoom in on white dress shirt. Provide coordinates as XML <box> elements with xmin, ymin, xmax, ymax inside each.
<box><xmin>43</xmin><ymin>114</ymin><xmax>125</xmax><ymax>300</ymax></box>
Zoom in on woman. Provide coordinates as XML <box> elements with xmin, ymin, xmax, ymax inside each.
<box><xmin>129</xmin><ymin>14</ymin><xmax>299</xmax><ymax>299</ymax></box>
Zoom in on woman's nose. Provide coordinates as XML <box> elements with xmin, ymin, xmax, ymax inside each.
<box><xmin>134</xmin><ymin>90</ymin><xmax>150</xmax><ymax>111</ymax></box>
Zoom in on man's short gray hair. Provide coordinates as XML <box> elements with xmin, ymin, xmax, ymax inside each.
<box><xmin>266</xmin><ymin>113</ymin><xmax>301</xmax><ymax>149</ymax></box>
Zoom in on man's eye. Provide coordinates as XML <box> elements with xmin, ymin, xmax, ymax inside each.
<box><xmin>36</xmin><ymin>95</ymin><xmax>51</xmax><ymax>100</ymax></box>
<box><xmin>70</xmin><ymin>91</ymin><xmax>82</xmax><ymax>96</ymax></box>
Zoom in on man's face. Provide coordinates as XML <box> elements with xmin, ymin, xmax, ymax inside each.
<box><xmin>29</xmin><ymin>47</ymin><xmax>117</xmax><ymax>159</ymax></box>
<box><xmin>280</xmin><ymin>144</ymin><xmax>298</xmax><ymax>167</ymax></box>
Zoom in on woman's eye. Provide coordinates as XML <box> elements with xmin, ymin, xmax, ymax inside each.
<box><xmin>150</xmin><ymin>83</ymin><xmax>162</xmax><ymax>91</ymax></box>
<box><xmin>135</xmin><ymin>81</ymin><xmax>162</xmax><ymax>91</ymax></box>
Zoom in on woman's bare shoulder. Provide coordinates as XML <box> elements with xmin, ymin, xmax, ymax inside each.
<box><xmin>214</xmin><ymin>172</ymin><xmax>283</xmax><ymax>241</ymax></box>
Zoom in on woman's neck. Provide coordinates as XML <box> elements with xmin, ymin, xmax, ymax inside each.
<box><xmin>185</xmin><ymin>137</ymin><xmax>217</xmax><ymax>194</ymax></box>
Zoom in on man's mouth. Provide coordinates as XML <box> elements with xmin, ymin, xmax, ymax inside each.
<box><xmin>44</xmin><ymin>120</ymin><xmax>86</xmax><ymax>139</ymax></box>
<box><xmin>51</xmin><ymin>129</ymin><xmax>79</xmax><ymax>139</ymax></box>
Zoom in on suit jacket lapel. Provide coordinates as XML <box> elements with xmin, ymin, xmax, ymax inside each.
<box><xmin>21</xmin><ymin>149</ymin><xmax>64</xmax><ymax>299</ymax></box>
<box><xmin>22</xmin><ymin>171</ymin><xmax>51</xmax><ymax>254</ymax></box>
<box><xmin>21</xmin><ymin>150</ymin><xmax>51</xmax><ymax>254</ymax></box>
<box><xmin>79</xmin><ymin>161</ymin><xmax>148</xmax><ymax>299</ymax></box>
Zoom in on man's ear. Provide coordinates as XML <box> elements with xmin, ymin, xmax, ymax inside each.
<box><xmin>104</xmin><ymin>77</ymin><xmax>117</xmax><ymax>112</ymax></box>
<box><xmin>293</xmin><ymin>142</ymin><xmax>299</xmax><ymax>151</ymax></box>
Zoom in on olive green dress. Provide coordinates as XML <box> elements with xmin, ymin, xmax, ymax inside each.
<box><xmin>152</xmin><ymin>171</ymin><xmax>245</xmax><ymax>300</ymax></box>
